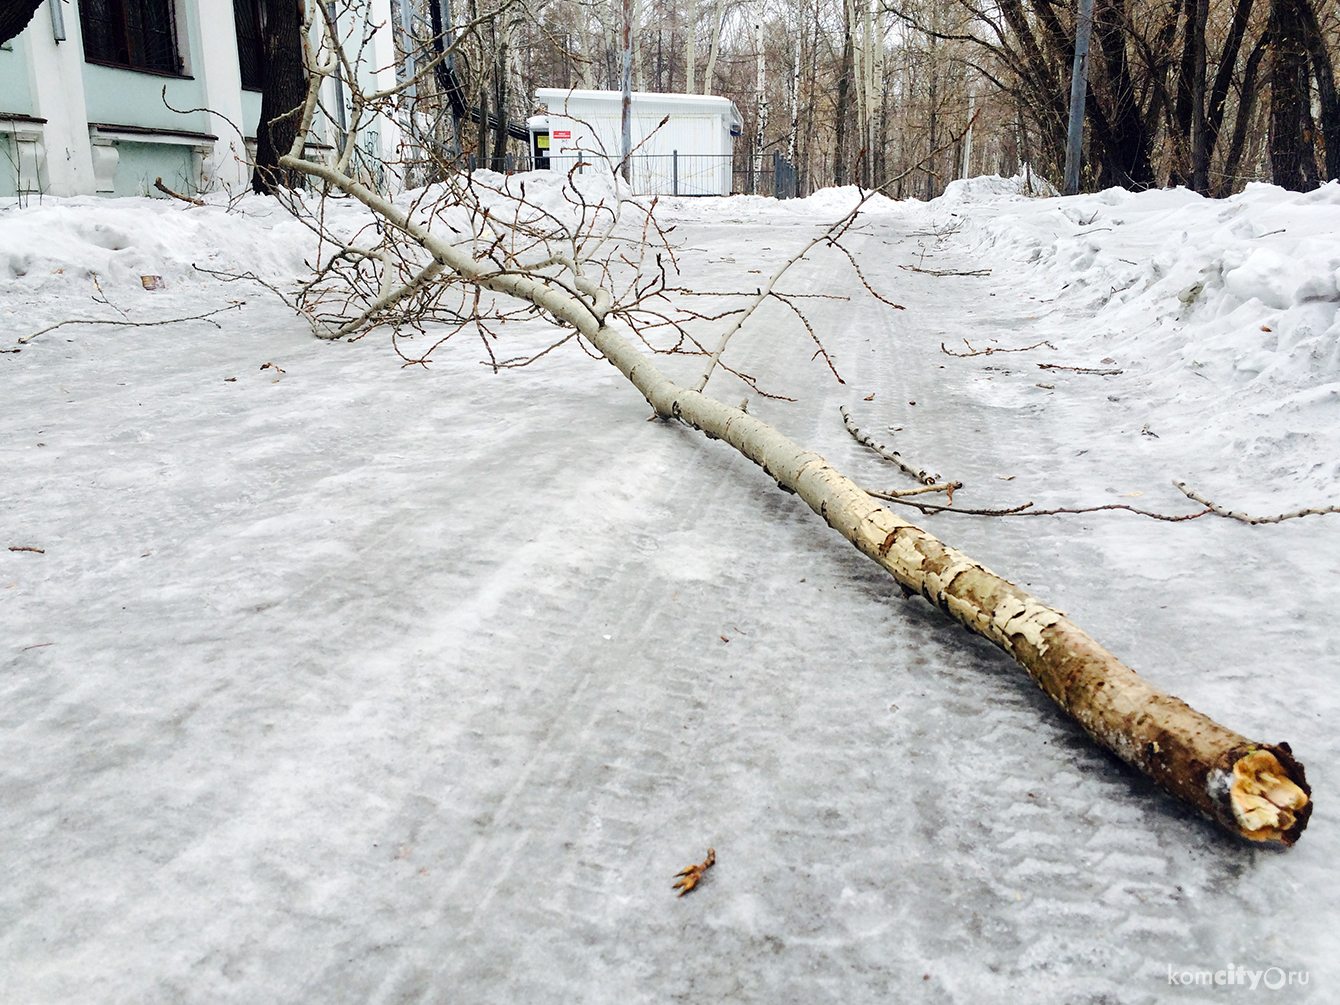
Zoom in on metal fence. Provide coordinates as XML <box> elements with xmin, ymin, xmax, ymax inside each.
<box><xmin>462</xmin><ymin>148</ymin><xmax>799</xmax><ymax>200</ymax></box>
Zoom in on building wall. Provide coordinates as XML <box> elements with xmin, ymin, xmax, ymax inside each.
<box><xmin>0</xmin><ymin>37</ymin><xmax>34</xmax><ymax>117</ymax></box>
<box><xmin>2</xmin><ymin>0</ymin><xmax>401</xmax><ymax>200</ymax></box>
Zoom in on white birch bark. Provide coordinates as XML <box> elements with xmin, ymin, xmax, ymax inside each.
<box><xmin>788</xmin><ymin>6</ymin><xmax>801</xmax><ymax>162</ymax></box>
<box><xmin>687</xmin><ymin>0</ymin><xmax>697</xmax><ymax>93</ymax></box>
<box><xmin>632</xmin><ymin>0</ymin><xmax>645</xmax><ymax>92</ymax></box>
<box><xmin>846</xmin><ymin>0</ymin><xmax>865</xmax><ymax>182</ymax></box>
<box><xmin>704</xmin><ymin>0</ymin><xmax>725</xmax><ymax>94</ymax></box>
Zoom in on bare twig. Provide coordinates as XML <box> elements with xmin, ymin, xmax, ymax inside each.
<box><xmin>1174</xmin><ymin>481</ymin><xmax>1340</xmax><ymax>524</ymax></box>
<box><xmin>869</xmin><ymin>495</ymin><xmax>1212</xmax><ymax>521</ymax></box>
<box><xmin>840</xmin><ymin>405</ymin><xmax>946</xmax><ymax>487</ymax></box>
<box><xmin>1037</xmin><ymin>363</ymin><xmax>1123</xmax><ymax>375</ymax></box>
<box><xmin>941</xmin><ymin>338</ymin><xmax>1056</xmax><ymax>357</ymax></box>
<box><xmin>154</xmin><ymin>177</ymin><xmax>206</xmax><ymax>206</ymax></box>
<box><xmin>18</xmin><ymin>303</ymin><xmax>244</xmax><ymax>344</ymax></box>
<box><xmin>8</xmin><ymin>546</ymin><xmax>45</xmax><ymax>553</ymax></box>
<box><xmin>871</xmin><ymin>482</ymin><xmax>963</xmax><ymax>499</ymax></box>
<box><xmin>900</xmin><ymin>264</ymin><xmax>992</xmax><ymax>277</ymax></box>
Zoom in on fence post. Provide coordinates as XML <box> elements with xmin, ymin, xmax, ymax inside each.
<box><xmin>506</xmin><ymin>152</ymin><xmax>513</xmax><ymax>174</ymax></box>
<box><xmin>468</xmin><ymin>152</ymin><xmax>475</xmax><ymax>173</ymax></box>
<box><xmin>673</xmin><ymin>150</ymin><xmax>678</xmax><ymax>196</ymax></box>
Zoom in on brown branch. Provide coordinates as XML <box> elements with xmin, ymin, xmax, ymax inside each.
<box><xmin>18</xmin><ymin>303</ymin><xmax>244</xmax><ymax>344</ymax></box>
<box><xmin>868</xmin><ymin>495</ymin><xmax>1212</xmax><ymax>521</ymax></box>
<box><xmin>153</xmin><ymin>177</ymin><xmax>206</xmax><ymax>206</ymax></box>
<box><xmin>942</xmin><ymin>339</ymin><xmax>1056</xmax><ymax>357</ymax></box>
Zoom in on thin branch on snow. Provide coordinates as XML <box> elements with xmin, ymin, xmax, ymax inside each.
<box><xmin>1037</xmin><ymin>363</ymin><xmax>1124</xmax><ymax>375</ymax></box>
<box><xmin>840</xmin><ymin>405</ymin><xmax>950</xmax><ymax>488</ymax></box>
<box><xmin>18</xmin><ymin>303</ymin><xmax>245</xmax><ymax>344</ymax></box>
<box><xmin>869</xmin><ymin>494</ymin><xmax>1212</xmax><ymax>521</ymax></box>
<box><xmin>941</xmin><ymin>338</ymin><xmax>1056</xmax><ymax>357</ymax></box>
<box><xmin>899</xmin><ymin>264</ymin><xmax>992</xmax><ymax>277</ymax></box>
<box><xmin>1174</xmin><ymin>481</ymin><xmax>1340</xmax><ymax>524</ymax></box>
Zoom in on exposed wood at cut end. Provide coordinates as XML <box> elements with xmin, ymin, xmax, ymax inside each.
<box><xmin>1229</xmin><ymin>748</ymin><xmax>1311</xmax><ymax>844</ymax></box>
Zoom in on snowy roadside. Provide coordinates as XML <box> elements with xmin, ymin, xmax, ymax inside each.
<box><xmin>2</xmin><ymin>179</ymin><xmax>1337</xmax><ymax>1003</ymax></box>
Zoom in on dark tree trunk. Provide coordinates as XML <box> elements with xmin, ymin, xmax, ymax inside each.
<box><xmin>253</xmin><ymin>0</ymin><xmax>308</xmax><ymax>194</ymax></box>
<box><xmin>0</xmin><ymin>0</ymin><xmax>43</xmax><ymax>46</ymax></box>
<box><xmin>1092</xmin><ymin>0</ymin><xmax>1156</xmax><ymax>188</ymax></box>
<box><xmin>1172</xmin><ymin>0</ymin><xmax>1199</xmax><ymax>184</ymax></box>
<box><xmin>1205</xmin><ymin>0</ymin><xmax>1256</xmax><ymax>166</ymax></box>
<box><xmin>1298</xmin><ymin>0</ymin><xmax>1340</xmax><ymax>180</ymax></box>
<box><xmin>476</xmin><ymin>83</ymin><xmax>489</xmax><ymax>164</ymax></box>
<box><xmin>1189</xmin><ymin>0</ymin><xmax>1209</xmax><ymax>191</ymax></box>
<box><xmin>1218</xmin><ymin>30</ymin><xmax>1270</xmax><ymax>196</ymax></box>
<box><xmin>998</xmin><ymin>0</ymin><xmax>1068</xmax><ymax>175</ymax></box>
<box><xmin>1268</xmin><ymin>0</ymin><xmax>1312</xmax><ymax>190</ymax></box>
<box><xmin>490</xmin><ymin>41</ymin><xmax>508</xmax><ymax>170</ymax></box>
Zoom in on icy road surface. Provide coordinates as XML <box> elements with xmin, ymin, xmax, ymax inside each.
<box><xmin>2</xmin><ymin>179</ymin><xmax>1338</xmax><ymax>1003</ymax></box>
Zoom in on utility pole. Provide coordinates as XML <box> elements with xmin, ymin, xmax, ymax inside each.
<box><xmin>962</xmin><ymin>74</ymin><xmax>974</xmax><ymax>179</ymax></box>
<box><xmin>1062</xmin><ymin>0</ymin><xmax>1095</xmax><ymax>195</ymax></box>
<box><xmin>621</xmin><ymin>0</ymin><xmax>632</xmax><ymax>182</ymax></box>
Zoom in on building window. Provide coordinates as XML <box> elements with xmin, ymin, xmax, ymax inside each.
<box><xmin>79</xmin><ymin>0</ymin><xmax>182</xmax><ymax>75</ymax></box>
<box><xmin>233</xmin><ymin>0</ymin><xmax>264</xmax><ymax>91</ymax></box>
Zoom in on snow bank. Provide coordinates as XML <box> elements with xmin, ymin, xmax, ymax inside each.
<box><xmin>0</xmin><ymin>194</ymin><xmax>317</xmax><ymax>298</ymax></box>
<box><xmin>963</xmin><ymin>181</ymin><xmax>1340</xmax><ymax>395</ymax></box>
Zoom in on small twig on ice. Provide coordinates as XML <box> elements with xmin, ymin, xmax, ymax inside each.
<box><xmin>871</xmin><ymin>482</ymin><xmax>963</xmax><ymax>500</ymax></box>
<box><xmin>900</xmin><ymin>264</ymin><xmax>992</xmax><ymax>277</ymax></box>
<box><xmin>941</xmin><ymin>339</ymin><xmax>1055</xmax><ymax>358</ymax></box>
<box><xmin>840</xmin><ymin>405</ymin><xmax>946</xmax><ymax>487</ymax></box>
<box><xmin>18</xmin><ymin>303</ymin><xmax>244</xmax><ymax>344</ymax></box>
<box><xmin>154</xmin><ymin>177</ymin><xmax>206</xmax><ymax>206</ymax></box>
<box><xmin>672</xmin><ymin>848</ymin><xmax>715</xmax><ymax>897</ymax></box>
<box><xmin>1037</xmin><ymin>363</ymin><xmax>1123</xmax><ymax>375</ymax></box>
<box><xmin>1174</xmin><ymin>481</ymin><xmax>1340</xmax><ymax>524</ymax></box>
<box><xmin>8</xmin><ymin>546</ymin><xmax>45</xmax><ymax>553</ymax></box>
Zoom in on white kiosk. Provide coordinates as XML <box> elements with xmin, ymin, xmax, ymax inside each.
<box><xmin>528</xmin><ymin>89</ymin><xmax>744</xmax><ymax>196</ymax></box>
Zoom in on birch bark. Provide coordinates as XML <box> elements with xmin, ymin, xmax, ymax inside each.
<box><xmin>704</xmin><ymin>0</ymin><xmax>725</xmax><ymax>94</ymax></box>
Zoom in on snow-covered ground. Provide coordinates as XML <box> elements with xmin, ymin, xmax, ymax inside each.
<box><xmin>3</xmin><ymin>177</ymin><xmax>1337</xmax><ymax>1003</ymax></box>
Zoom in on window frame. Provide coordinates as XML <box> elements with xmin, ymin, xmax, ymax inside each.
<box><xmin>78</xmin><ymin>0</ymin><xmax>187</xmax><ymax>77</ymax></box>
<box><xmin>232</xmin><ymin>0</ymin><xmax>265</xmax><ymax>92</ymax></box>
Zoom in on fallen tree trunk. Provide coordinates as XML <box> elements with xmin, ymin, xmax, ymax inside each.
<box><xmin>586</xmin><ymin>322</ymin><xmax>1312</xmax><ymax>846</ymax></box>
<box><xmin>275</xmin><ymin>10</ymin><xmax>1310</xmax><ymax>843</ymax></box>
<box><xmin>282</xmin><ymin>149</ymin><xmax>1311</xmax><ymax>845</ymax></box>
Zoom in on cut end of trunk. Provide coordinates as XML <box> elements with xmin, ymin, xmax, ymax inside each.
<box><xmin>1228</xmin><ymin>746</ymin><xmax>1311</xmax><ymax>845</ymax></box>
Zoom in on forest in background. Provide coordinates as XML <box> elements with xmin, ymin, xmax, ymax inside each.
<box><xmin>386</xmin><ymin>0</ymin><xmax>1340</xmax><ymax>197</ymax></box>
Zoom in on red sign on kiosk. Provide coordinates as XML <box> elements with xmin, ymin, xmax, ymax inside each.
<box><xmin>551</xmin><ymin>130</ymin><xmax>571</xmax><ymax>140</ymax></box>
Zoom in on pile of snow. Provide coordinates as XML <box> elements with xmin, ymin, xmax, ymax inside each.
<box><xmin>0</xmin><ymin>194</ymin><xmax>315</xmax><ymax>299</ymax></box>
<box><xmin>964</xmin><ymin>182</ymin><xmax>1340</xmax><ymax>393</ymax></box>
